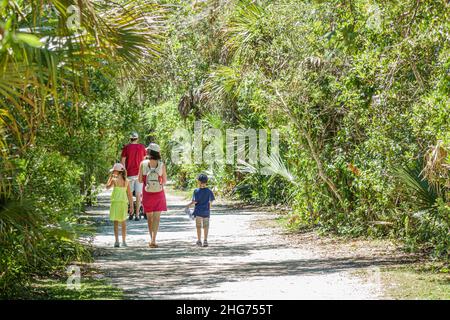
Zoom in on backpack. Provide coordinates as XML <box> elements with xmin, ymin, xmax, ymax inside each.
<box><xmin>144</xmin><ymin>160</ymin><xmax>163</xmax><ymax>193</ymax></box>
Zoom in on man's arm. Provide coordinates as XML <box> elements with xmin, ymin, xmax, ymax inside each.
<box><xmin>120</xmin><ymin>145</ymin><xmax>127</xmax><ymax>166</ymax></box>
<box><xmin>127</xmin><ymin>182</ymin><xmax>134</xmax><ymax>214</ymax></box>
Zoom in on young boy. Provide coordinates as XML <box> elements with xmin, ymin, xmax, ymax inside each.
<box><xmin>185</xmin><ymin>174</ymin><xmax>215</xmax><ymax>247</ymax></box>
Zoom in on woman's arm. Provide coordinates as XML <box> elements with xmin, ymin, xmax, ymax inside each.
<box><xmin>161</xmin><ymin>163</ymin><xmax>167</xmax><ymax>185</ymax></box>
<box><xmin>138</xmin><ymin>162</ymin><xmax>144</xmax><ymax>183</ymax></box>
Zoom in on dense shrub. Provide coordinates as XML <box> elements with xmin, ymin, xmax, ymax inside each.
<box><xmin>23</xmin><ymin>148</ymin><xmax>83</xmax><ymax>218</ymax></box>
<box><xmin>0</xmin><ymin>150</ymin><xmax>90</xmax><ymax>298</ymax></box>
<box><xmin>143</xmin><ymin>0</ymin><xmax>449</xmax><ymax>259</ymax></box>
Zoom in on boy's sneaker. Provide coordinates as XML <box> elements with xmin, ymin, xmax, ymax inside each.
<box><xmin>121</xmin><ymin>241</ymin><xmax>127</xmax><ymax>247</ymax></box>
<box><xmin>196</xmin><ymin>240</ymin><xmax>202</xmax><ymax>247</ymax></box>
<box><xmin>114</xmin><ymin>241</ymin><xmax>120</xmax><ymax>248</ymax></box>
<box><xmin>128</xmin><ymin>214</ymin><xmax>133</xmax><ymax>221</ymax></box>
<box><xmin>203</xmin><ymin>240</ymin><xmax>209</xmax><ymax>247</ymax></box>
<box><xmin>134</xmin><ymin>215</ymin><xmax>140</xmax><ymax>221</ymax></box>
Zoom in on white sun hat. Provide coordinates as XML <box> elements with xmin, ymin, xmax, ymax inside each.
<box><xmin>109</xmin><ymin>163</ymin><xmax>125</xmax><ymax>172</ymax></box>
<box><xmin>146</xmin><ymin>143</ymin><xmax>160</xmax><ymax>153</ymax></box>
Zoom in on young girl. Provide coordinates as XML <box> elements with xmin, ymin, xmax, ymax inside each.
<box><xmin>138</xmin><ymin>143</ymin><xmax>167</xmax><ymax>248</ymax></box>
<box><xmin>106</xmin><ymin>163</ymin><xmax>133</xmax><ymax>247</ymax></box>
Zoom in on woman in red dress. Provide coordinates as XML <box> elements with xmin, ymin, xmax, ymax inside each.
<box><xmin>138</xmin><ymin>143</ymin><xmax>167</xmax><ymax>248</ymax></box>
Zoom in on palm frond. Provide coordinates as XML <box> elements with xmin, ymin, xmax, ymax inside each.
<box><xmin>0</xmin><ymin>0</ymin><xmax>168</xmax><ymax>196</ymax></box>
<box><xmin>395</xmin><ymin>159</ymin><xmax>439</xmax><ymax>212</ymax></box>
<box><xmin>178</xmin><ymin>85</ymin><xmax>205</xmax><ymax>119</ymax></box>
<box><xmin>236</xmin><ymin>158</ymin><xmax>258</xmax><ymax>174</ymax></box>
<box><xmin>204</xmin><ymin>64</ymin><xmax>242</xmax><ymax>101</ymax></box>
<box><xmin>236</xmin><ymin>153</ymin><xmax>298</xmax><ymax>185</ymax></box>
<box><xmin>261</xmin><ymin>152</ymin><xmax>297</xmax><ymax>184</ymax></box>
<box><xmin>421</xmin><ymin>140</ymin><xmax>449</xmax><ymax>194</ymax></box>
<box><xmin>223</xmin><ymin>0</ymin><xmax>266</xmax><ymax>60</ymax></box>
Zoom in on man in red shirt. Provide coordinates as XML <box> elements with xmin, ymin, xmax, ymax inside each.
<box><xmin>121</xmin><ymin>132</ymin><xmax>147</xmax><ymax>221</ymax></box>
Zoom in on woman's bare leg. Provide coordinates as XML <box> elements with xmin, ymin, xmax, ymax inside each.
<box><xmin>151</xmin><ymin>212</ymin><xmax>161</xmax><ymax>245</ymax></box>
<box><xmin>146</xmin><ymin>212</ymin><xmax>153</xmax><ymax>242</ymax></box>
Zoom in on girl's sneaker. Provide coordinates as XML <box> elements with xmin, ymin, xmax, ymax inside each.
<box><xmin>196</xmin><ymin>240</ymin><xmax>202</xmax><ymax>247</ymax></box>
<box><xmin>203</xmin><ymin>240</ymin><xmax>209</xmax><ymax>247</ymax></box>
<box><xmin>114</xmin><ymin>241</ymin><xmax>120</xmax><ymax>248</ymax></box>
<box><xmin>122</xmin><ymin>241</ymin><xmax>127</xmax><ymax>247</ymax></box>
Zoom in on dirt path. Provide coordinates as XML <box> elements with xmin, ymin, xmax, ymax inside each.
<box><xmin>89</xmin><ymin>188</ymin><xmax>395</xmax><ymax>299</ymax></box>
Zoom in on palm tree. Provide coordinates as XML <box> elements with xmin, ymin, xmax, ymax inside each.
<box><xmin>223</xmin><ymin>0</ymin><xmax>267</xmax><ymax>61</ymax></box>
<box><xmin>0</xmin><ymin>1</ymin><xmax>168</xmax><ymax>294</ymax></box>
<box><xmin>0</xmin><ymin>0</ymin><xmax>167</xmax><ymax>196</ymax></box>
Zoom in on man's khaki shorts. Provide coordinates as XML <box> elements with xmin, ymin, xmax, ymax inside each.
<box><xmin>127</xmin><ymin>176</ymin><xmax>143</xmax><ymax>194</ymax></box>
<box><xmin>195</xmin><ymin>217</ymin><xmax>210</xmax><ymax>229</ymax></box>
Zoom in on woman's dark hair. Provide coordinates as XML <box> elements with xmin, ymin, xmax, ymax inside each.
<box><xmin>148</xmin><ymin>149</ymin><xmax>161</xmax><ymax>160</ymax></box>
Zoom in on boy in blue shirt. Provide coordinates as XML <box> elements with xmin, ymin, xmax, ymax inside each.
<box><xmin>185</xmin><ymin>174</ymin><xmax>215</xmax><ymax>247</ymax></box>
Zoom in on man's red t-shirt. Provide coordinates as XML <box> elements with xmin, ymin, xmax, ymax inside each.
<box><xmin>121</xmin><ymin>143</ymin><xmax>147</xmax><ymax>176</ymax></box>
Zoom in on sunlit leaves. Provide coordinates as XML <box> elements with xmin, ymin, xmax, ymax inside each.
<box><xmin>0</xmin><ymin>0</ymin><xmax>168</xmax><ymax>196</ymax></box>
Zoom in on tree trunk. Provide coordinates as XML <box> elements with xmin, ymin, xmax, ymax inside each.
<box><xmin>275</xmin><ymin>89</ymin><xmax>346</xmax><ymax>209</ymax></box>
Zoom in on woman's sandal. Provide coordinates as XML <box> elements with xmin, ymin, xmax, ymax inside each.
<box><xmin>149</xmin><ymin>243</ymin><xmax>158</xmax><ymax>248</ymax></box>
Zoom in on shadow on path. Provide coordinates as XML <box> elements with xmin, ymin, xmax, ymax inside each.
<box><xmin>90</xmin><ymin>189</ymin><xmax>387</xmax><ymax>299</ymax></box>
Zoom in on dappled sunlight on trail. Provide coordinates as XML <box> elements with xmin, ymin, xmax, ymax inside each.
<box><xmin>90</xmin><ymin>189</ymin><xmax>387</xmax><ymax>300</ymax></box>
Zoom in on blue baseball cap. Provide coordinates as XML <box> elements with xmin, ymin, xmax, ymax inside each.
<box><xmin>197</xmin><ymin>174</ymin><xmax>208</xmax><ymax>183</ymax></box>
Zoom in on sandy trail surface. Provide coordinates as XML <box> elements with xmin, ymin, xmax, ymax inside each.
<box><xmin>90</xmin><ymin>189</ymin><xmax>388</xmax><ymax>299</ymax></box>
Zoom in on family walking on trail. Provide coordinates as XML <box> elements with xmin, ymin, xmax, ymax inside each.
<box><xmin>106</xmin><ymin>132</ymin><xmax>215</xmax><ymax>249</ymax></box>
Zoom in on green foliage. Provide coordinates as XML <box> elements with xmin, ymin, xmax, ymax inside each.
<box><xmin>1</xmin><ymin>0</ymin><xmax>449</xmax><ymax>298</ymax></box>
<box><xmin>29</xmin><ymin>277</ymin><xmax>123</xmax><ymax>300</ymax></box>
<box><xmin>0</xmin><ymin>0</ymin><xmax>167</xmax><ymax>297</ymax></box>
<box><xmin>395</xmin><ymin>159</ymin><xmax>449</xmax><ymax>257</ymax></box>
<box><xmin>144</xmin><ymin>0</ymin><xmax>449</xmax><ymax>259</ymax></box>
<box><xmin>23</xmin><ymin>148</ymin><xmax>83</xmax><ymax>218</ymax></box>
<box><xmin>0</xmin><ymin>150</ymin><xmax>91</xmax><ymax>298</ymax></box>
